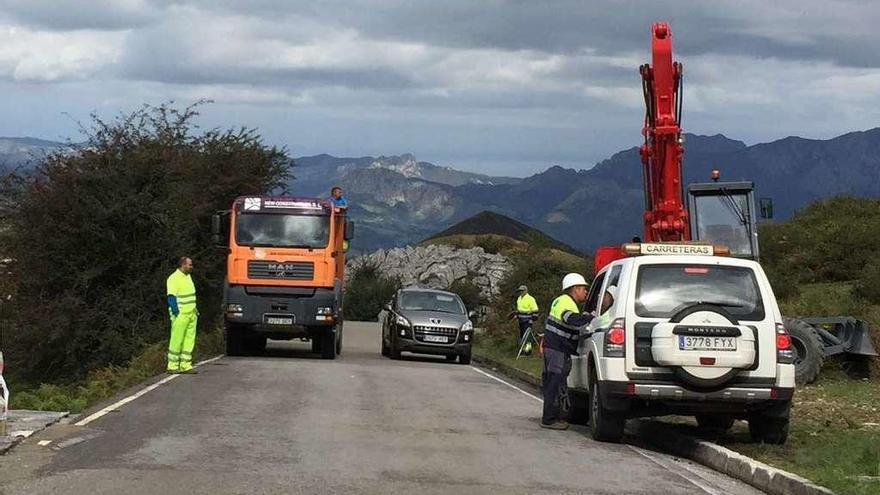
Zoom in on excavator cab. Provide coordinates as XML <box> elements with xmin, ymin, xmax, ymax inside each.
<box><xmin>687</xmin><ymin>180</ymin><xmax>761</xmax><ymax>260</ymax></box>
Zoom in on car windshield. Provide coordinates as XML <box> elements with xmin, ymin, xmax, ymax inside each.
<box><xmin>399</xmin><ymin>292</ymin><xmax>465</xmax><ymax>314</ymax></box>
<box><xmin>236</xmin><ymin>213</ymin><xmax>329</xmax><ymax>248</ymax></box>
<box><xmin>635</xmin><ymin>264</ymin><xmax>765</xmax><ymax>320</ymax></box>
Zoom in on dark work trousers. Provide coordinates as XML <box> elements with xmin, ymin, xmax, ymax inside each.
<box><xmin>542</xmin><ymin>347</ymin><xmax>572</xmax><ymax>424</ymax></box>
<box><xmin>517</xmin><ymin>315</ymin><xmax>532</xmax><ymax>341</ymax></box>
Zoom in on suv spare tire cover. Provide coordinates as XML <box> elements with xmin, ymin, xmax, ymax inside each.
<box><xmin>667</xmin><ymin>304</ymin><xmax>742</xmax><ymax>389</ymax></box>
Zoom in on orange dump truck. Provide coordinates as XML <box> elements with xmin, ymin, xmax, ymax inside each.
<box><xmin>213</xmin><ymin>196</ymin><xmax>354</xmax><ymax>359</ymax></box>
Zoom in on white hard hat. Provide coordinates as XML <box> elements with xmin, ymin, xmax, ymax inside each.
<box><xmin>605</xmin><ymin>285</ymin><xmax>618</xmax><ymax>300</ymax></box>
<box><xmin>562</xmin><ymin>273</ymin><xmax>588</xmax><ymax>291</ymax></box>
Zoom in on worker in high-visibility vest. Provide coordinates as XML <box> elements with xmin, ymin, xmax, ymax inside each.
<box><xmin>515</xmin><ymin>285</ymin><xmax>539</xmax><ymax>355</ymax></box>
<box><xmin>541</xmin><ymin>273</ymin><xmax>593</xmax><ymax>430</ymax></box>
<box><xmin>166</xmin><ymin>256</ymin><xmax>198</xmax><ymax>374</ymax></box>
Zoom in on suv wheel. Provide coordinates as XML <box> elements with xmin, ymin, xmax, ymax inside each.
<box><xmin>568</xmin><ymin>389</ymin><xmax>589</xmax><ymax>425</ymax></box>
<box><xmin>696</xmin><ymin>414</ymin><xmax>735</xmax><ymax>432</ymax></box>
<box><xmin>458</xmin><ymin>348</ymin><xmax>472</xmax><ymax>365</ymax></box>
<box><xmin>748</xmin><ymin>401</ymin><xmax>790</xmax><ymax>444</ymax></box>
<box><xmin>389</xmin><ymin>337</ymin><xmax>402</xmax><ymax>360</ymax></box>
<box><xmin>784</xmin><ymin>317</ymin><xmax>824</xmax><ymax>385</ymax></box>
<box><xmin>589</xmin><ymin>376</ymin><xmax>625</xmax><ymax>443</ymax></box>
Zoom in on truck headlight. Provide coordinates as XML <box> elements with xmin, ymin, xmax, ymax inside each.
<box><xmin>316</xmin><ymin>307</ymin><xmax>333</xmax><ymax>315</ymax></box>
<box><xmin>226</xmin><ymin>304</ymin><xmax>243</xmax><ymax>312</ymax></box>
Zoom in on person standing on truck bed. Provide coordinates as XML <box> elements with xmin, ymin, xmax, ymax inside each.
<box><xmin>541</xmin><ymin>273</ymin><xmax>593</xmax><ymax>430</ymax></box>
<box><xmin>166</xmin><ymin>256</ymin><xmax>198</xmax><ymax>374</ymax></box>
<box><xmin>330</xmin><ymin>186</ymin><xmax>350</xmax><ymax>252</ymax></box>
<box><xmin>330</xmin><ymin>186</ymin><xmax>348</xmax><ymax>209</ymax></box>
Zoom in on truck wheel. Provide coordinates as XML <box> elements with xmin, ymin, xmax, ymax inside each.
<box><xmin>589</xmin><ymin>375</ymin><xmax>625</xmax><ymax>443</ymax></box>
<box><xmin>458</xmin><ymin>348</ymin><xmax>472</xmax><ymax>365</ymax></box>
<box><xmin>696</xmin><ymin>414</ymin><xmax>735</xmax><ymax>432</ymax></box>
<box><xmin>321</xmin><ymin>330</ymin><xmax>337</xmax><ymax>360</ymax></box>
<box><xmin>312</xmin><ymin>338</ymin><xmax>322</xmax><ymax>354</ymax></box>
<box><xmin>245</xmin><ymin>335</ymin><xmax>267</xmax><ymax>355</ymax></box>
<box><xmin>748</xmin><ymin>402</ymin><xmax>790</xmax><ymax>444</ymax></box>
<box><xmin>225</xmin><ymin>323</ymin><xmax>244</xmax><ymax>356</ymax></box>
<box><xmin>335</xmin><ymin>325</ymin><xmax>343</xmax><ymax>356</ymax></box>
<box><xmin>784</xmin><ymin>317</ymin><xmax>824</xmax><ymax>385</ymax></box>
<box><xmin>568</xmin><ymin>389</ymin><xmax>589</xmax><ymax>425</ymax></box>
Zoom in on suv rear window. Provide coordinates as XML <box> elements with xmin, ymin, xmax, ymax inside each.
<box><xmin>635</xmin><ymin>264</ymin><xmax>765</xmax><ymax>320</ymax></box>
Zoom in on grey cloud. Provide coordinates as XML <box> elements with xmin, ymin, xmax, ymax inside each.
<box><xmin>0</xmin><ymin>0</ymin><xmax>161</xmax><ymax>30</ymax></box>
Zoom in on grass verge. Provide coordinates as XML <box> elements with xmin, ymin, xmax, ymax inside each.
<box><xmin>8</xmin><ymin>326</ymin><xmax>224</xmax><ymax>414</ymax></box>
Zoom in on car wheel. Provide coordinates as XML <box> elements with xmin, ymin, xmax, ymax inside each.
<box><xmin>321</xmin><ymin>329</ymin><xmax>337</xmax><ymax>360</ymax></box>
<box><xmin>458</xmin><ymin>347</ymin><xmax>472</xmax><ymax>365</ymax></box>
<box><xmin>696</xmin><ymin>414</ymin><xmax>735</xmax><ymax>432</ymax></box>
<box><xmin>589</xmin><ymin>375</ymin><xmax>625</xmax><ymax>443</ymax></box>
<box><xmin>225</xmin><ymin>323</ymin><xmax>245</xmax><ymax>356</ymax></box>
<box><xmin>445</xmin><ymin>354</ymin><xmax>457</xmax><ymax>362</ymax></box>
<box><xmin>784</xmin><ymin>317</ymin><xmax>824</xmax><ymax>385</ymax></box>
<box><xmin>568</xmin><ymin>389</ymin><xmax>589</xmax><ymax>425</ymax></box>
<box><xmin>748</xmin><ymin>401</ymin><xmax>790</xmax><ymax>444</ymax></box>
<box><xmin>389</xmin><ymin>337</ymin><xmax>401</xmax><ymax>360</ymax></box>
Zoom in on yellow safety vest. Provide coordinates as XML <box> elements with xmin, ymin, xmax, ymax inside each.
<box><xmin>167</xmin><ymin>269</ymin><xmax>197</xmax><ymax>315</ymax></box>
<box><xmin>516</xmin><ymin>293</ymin><xmax>538</xmax><ymax>313</ymax></box>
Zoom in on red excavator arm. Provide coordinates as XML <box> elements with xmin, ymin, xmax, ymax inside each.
<box><xmin>639</xmin><ymin>22</ymin><xmax>688</xmax><ymax>242</ymax></box>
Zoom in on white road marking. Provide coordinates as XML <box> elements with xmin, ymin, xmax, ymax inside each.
<box><xmin>628</xmin><ymin>445</ymin><xmax>722</xmax><ymax>495</ymax></box>
<box><xmin>74</xmin><ymin>355</ymin><xmax>224</xmax><ymax>427</ymax></box>
<box><xmin>469</xmin><ymin>365</ymin><xmax>543</xmax><ymax>403</ymax></box>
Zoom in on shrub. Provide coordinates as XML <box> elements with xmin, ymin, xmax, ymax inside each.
<box><xmin>0</xmin><ymin>102</ymin><xmax>290</xmax><ymax>383</ymax></box>
<box><xmin>854</xmin><ymin>259</ymin><xmax>880</xmax><ymax>304</ymax></box>
<box><xmin>343</xmin><ymin>262</ymin><xmax>401</xmax><ymax>321</ymax></box>
<box><xmin>448</xmin><ymin>276</ymin><xmax>486</xmax><ymax>314</ymax></box>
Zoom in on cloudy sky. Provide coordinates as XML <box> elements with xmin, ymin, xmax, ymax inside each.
<box><xmin>0</xmin><ymin>0</ymin><xmax>878</xmax><ymax>176</ymax></box>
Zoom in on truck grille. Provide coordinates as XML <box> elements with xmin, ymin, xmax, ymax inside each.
<box><xmin>248</xmin><ymin>260</ymin><xmax>314</xmax><ymax>280</ymax></box>
<box><xmin>413</xmin><ymin>325</ymin><xmax>459</xmax><ymax>344</ymax></box>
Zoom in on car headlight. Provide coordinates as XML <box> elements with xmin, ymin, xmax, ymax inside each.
<box><xmin>396</xmin><ymin>315</ymin><xmax>411</xmax><ymax>327</ymax></box>
<box><xmin>461</xmin><ymin>320</ymin><xmax>473</xmax><ymax>332</ymax></box>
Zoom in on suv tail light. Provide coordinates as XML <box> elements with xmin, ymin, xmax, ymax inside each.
<box><xmin>604</xmin><ymin>318</ymin><xmax>626</xmax><ymax>357</ymax></box>
<box><xmin>776</xmin><ymin>323</ymin><xmax>795</xmax><ymax>364</ymax></box>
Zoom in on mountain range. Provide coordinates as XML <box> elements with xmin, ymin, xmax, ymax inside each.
<box><xmin>2</xmin><ymin>128</ymin><xmax>879</xmax><ymax>253</ymax></box>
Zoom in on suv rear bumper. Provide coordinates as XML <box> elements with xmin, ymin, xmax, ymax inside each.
<box><xmin>598</xmin><ymin>380</ymin><xmax>794</xmax><ymax>417</ymax></box>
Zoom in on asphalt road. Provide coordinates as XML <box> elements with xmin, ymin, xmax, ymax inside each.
<box><xmin>0</xmin><ymin>322</ymin><xmax>764</xmax><ymax>494</ymax></box>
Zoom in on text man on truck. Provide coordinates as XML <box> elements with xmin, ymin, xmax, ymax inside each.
<box><xmin>214</xmin><ymin>196</ymin><xmax>354</xmax><ymax>359</ymax></box>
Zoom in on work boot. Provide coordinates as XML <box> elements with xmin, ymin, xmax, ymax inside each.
<box><xmin>540</xmin><ymin>420</ymin><xmax>570</xmax><ymax>430</ymax></box>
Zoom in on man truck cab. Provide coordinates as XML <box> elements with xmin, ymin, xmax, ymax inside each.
<box><xmin>569</xmin><ymin>243</ymin><xmax>796</xmax><ymax>444</ymax></box>
<box><xmin>214</xmin><ymin>196</ymin><xmax>354</xmax><ymax>359</ymax></box>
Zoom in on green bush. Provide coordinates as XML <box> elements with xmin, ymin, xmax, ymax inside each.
<box><xmin>854</xmin><ymin>259</ymin><xmax>880</xmax><ymax>304</ymax></box>
<box><xmin>0</xmin><ymin>102</ymin><xmax>290</xmax><ymax>383</ymax></box>
<box><xmin>343</xmin><ymin>262</ymin><xmax>401</xmax><ymax>321</ymax></box>
<box><xmin>448</xmin><ymin>276</ymin><xmax>486</xmax><ymax>314</ymax></box>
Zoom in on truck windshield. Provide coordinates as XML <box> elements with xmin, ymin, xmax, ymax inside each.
<box><xmin>692</xmin><ymin>193</ymin><xmax>753</xmax><ymax>257</ymax></box>
<box><xmin>235</xmin><ymin>213</ymin><xmax>329</xmax><ymax>248</ymax></box>
<box><xmin>635</xmin><ymin>264</ymin><xmax>765</xmax><ymax>320</ymax></box>
<box><xmin>400</xmin><ymin>292</ymin><xmax>465</xmax><ymax>314</ymax></box>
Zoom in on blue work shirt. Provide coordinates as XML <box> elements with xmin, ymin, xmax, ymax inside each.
<box><xmin>330</xmin><ymin>196</ymin><xmax>348</xmax><ymax>208</ymax></box>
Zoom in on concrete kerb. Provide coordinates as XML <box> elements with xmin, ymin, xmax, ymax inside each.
<box><xmin>471</xmin><ymin>351</ymin><xmax>837</xmax><ymax>495</ymax></box>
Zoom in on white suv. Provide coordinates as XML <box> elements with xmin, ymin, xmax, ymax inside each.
<box><xmin>568</xmin><ymin>245</ymin><xmax>796</xmax><ymax>444</ymax></box>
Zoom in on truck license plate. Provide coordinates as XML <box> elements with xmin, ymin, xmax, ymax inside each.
<box><xmin>679</xmin><ymin>336</ymin><xmax>736</xmax><ymax>351</ymax></box>
<box><xmin>266</xmin><ymin>317</ymin><xmax>293</xmax><ymax>325</ymax></box>
<box><xmin>424</xmin><ymin>335</ymin><xmax>448</xmax><ymax>343</ymax></box>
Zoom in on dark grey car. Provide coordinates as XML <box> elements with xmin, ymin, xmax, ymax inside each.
<box><xmin>381</xmin><ymin>288</ymin><xmax>474</xmax><ymax>364</ymax></box>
